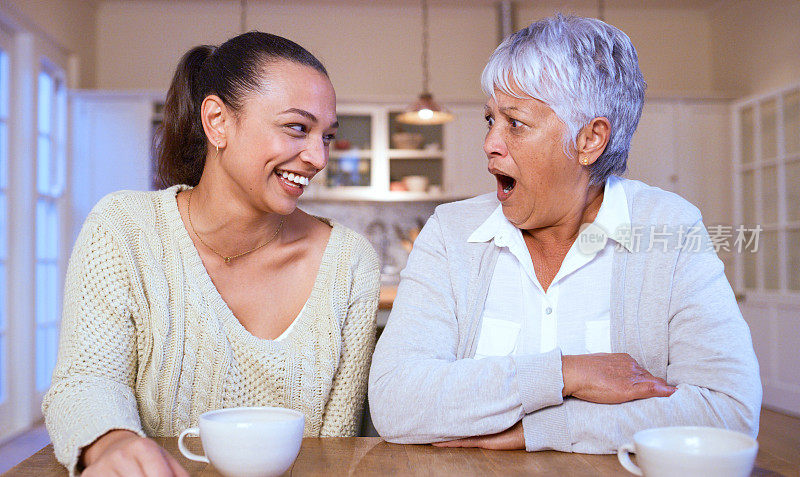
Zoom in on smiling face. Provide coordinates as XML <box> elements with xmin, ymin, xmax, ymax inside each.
<box><xmin>483</xmin><ymin>89</ymin><xmax>594</xmax><ymax>231</ymax></box>
<box><xmin>215</xmin><ymin>60</ymin><xmax>338</xmax><ymax>215</ymax></box>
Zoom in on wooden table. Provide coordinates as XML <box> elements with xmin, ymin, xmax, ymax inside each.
<box><xmin>6</xmin><ymin>436</ymin><xmax>798</xmax><ymax>476</ymax></box>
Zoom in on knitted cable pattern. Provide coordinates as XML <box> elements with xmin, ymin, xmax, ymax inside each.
<box><xmin>42</xmin><ymin>185</ymin><xmax>379</xmax><ymax>475</ymax></box>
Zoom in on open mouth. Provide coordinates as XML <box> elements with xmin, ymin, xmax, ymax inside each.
<box><xmin>495</xmin><ymin>173</ymin><xmax>516</xmax><ymax>194</ymax></box>
<box><xmin>275</xmin><ymin>169</ymin><xmax>310</xmax><ymax>187</ymax></box>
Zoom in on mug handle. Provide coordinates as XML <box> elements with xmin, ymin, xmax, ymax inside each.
<box><xmin>617</xmin><ymin>443</ymin><xmax>643</xmax><ymax>476</ymax></box>
<box><xmin>178</xmin><ymin>427</ymin><xmax>209</xmax><ymax>463</ymax></box>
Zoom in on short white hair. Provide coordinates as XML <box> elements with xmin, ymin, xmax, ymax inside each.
<box><xmin>481</xmin><ymin>14</ymin><xmax>646</xmax><ymax>184</ymax></box>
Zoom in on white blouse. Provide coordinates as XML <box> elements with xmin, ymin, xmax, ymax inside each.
<box><xmin>468</xmin><ymin>175</ymin><xmax>632</xmax><ymax>359</ymax></box>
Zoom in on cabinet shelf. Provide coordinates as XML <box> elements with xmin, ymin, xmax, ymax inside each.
<box><xmin>300</xmin><ymin>187</ymin><xmax>466</xmax><ymax>202</ymax></box>
<box><xmin>330</xmin><ymin>149</ymin><xmax>372</xmax><ymax>159</ymax></box>
<box><xmin>387</xmin><ymin>149</ymin><xmax>443</xmax><ymax>159</ymax></box>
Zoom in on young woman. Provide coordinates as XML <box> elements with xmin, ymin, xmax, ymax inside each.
<box><xmin>43</xmin><ymin>32</ymin><xmax>379</xmax><ymax>476</ymax></box>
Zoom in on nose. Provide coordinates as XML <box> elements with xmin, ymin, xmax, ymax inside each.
<box><xmin>483</xmin><ymin>125</ymin><xmax>507</xmax><ymax>159</ymax></box>
<box><xmin>300</xmin><ymin>137</ymin><xmax>328</xmax><ymax>171</ymax></box>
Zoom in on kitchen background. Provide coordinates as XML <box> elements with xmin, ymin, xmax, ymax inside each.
<box><xmin>0</xmin><ymin>0</ymin><xmax>798</xmax><ymax>464</ymax></box>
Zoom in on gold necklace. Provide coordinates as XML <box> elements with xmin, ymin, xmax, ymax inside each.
<box><xmin>187</xmin><ymin>189</ymin><xmax>284</xmax><ymax>264</ymax></box>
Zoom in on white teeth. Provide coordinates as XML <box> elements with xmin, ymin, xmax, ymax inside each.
<box><xmin>276</xmin><ymin>169</ymin><xmax>309</xmax><ymax>186</ymax></box>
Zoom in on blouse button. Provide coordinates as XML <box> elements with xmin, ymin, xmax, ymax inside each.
<box><xmin>545</xmin><ymin>307</ymin><xmax>553</xmax><ymax>315</ymax></box>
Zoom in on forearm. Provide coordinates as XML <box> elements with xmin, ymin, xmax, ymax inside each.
<box><xmin>369</xmin><ymin>348</ymin><xmax>564</xmax><ymax>443</ymax></box>
<box><xmin>522</xmin><ymin>382</ymin><xmax>760</xmax><ymax>453</ymax></box>
<box><xmin>43</xmin><ymin>376</ymin><xmax>145</xmax><ymax>474</ymax></box>
<box><xmin>320</xmin><ymin>295</ymin><xmax>378</xmax><ymax>437</ymax></box>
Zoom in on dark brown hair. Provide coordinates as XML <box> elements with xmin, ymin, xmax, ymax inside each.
<box><xmin>154</xmin><ymin>32</ymin><xmax>328</xmax><ymax>187</ymax></box>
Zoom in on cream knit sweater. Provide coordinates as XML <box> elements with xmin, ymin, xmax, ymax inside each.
<box><xmin>42</xmin><ymin>185</ymin><xmax>379</xmax><ymax>474</ymax></box>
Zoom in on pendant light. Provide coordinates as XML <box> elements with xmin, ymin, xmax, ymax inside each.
<box><xmin>396</xmin><ymin>0</ymin><xmax>454</xmax><ymax>125</ymax></box>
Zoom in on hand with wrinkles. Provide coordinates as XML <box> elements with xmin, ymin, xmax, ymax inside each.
<box><xmin>562</xmin><ymin>353</ymin><xmax>676</xmax><ymax>404</ymax></box>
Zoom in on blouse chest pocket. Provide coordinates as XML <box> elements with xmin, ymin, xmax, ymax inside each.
<box><xmin>584</xmin><ymin>319</ymin><xmax>611</xmax><ymax>354</ymax></box>
<box><xmin>474</xmin><ymin>316</ymin><xmax>522</xmax><ymax>360</ymax></box>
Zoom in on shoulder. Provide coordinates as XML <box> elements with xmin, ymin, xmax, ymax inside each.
<box><xmin>327</xmin><ymin>220</ymin><xmax>380</xmax><ymax>274</ymax></box>
<box><xmin>618</xmin><ymin>177</ymin><xmax>702</xmax><ymax>225</ymax></box>
<box><xmin>427</xmin><ymin>193</ymin><xmax>498</xmax><ymax>240</ymax></box>
<box><xmin>88</xmin><ymin>187</ymin><xmax>178</xmax><ymax>227</ymax></box>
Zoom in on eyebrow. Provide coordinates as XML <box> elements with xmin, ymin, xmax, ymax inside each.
<box><xmin>279</xmin><ymin>108</ymin><xmax>338</xmax><ymax>129</ymax></box>
<box><xmin>499</xmin><ymin>106</ymin><xmax>523</xmax><ymax>114</ymax></box>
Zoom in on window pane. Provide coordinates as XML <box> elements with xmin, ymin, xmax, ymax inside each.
<box><xmin>0</xmin><ymin>335</ymin><xmax>5</xmax><ymax>404</ymax></box>
<box><xmin>35</xmin><ymin>325</ymin><xmax>58</xmax><ymax>392</ymax></box>
<box><xmin>760</xmin><ymin>230</ymin><xmax>779</xmax><ymax>290</ymax></box>
<box><xmin>787</xmin><ymin>160</ymin><xmax>800</xmax><ymax>223</ymax></box>
<box><xmin>0</xmin><ymin>123</ymin><xmax>8</xmax><ymax>188</ymax></box>
<box><xmin>761</xmin><ymin>165</ymin><xmax>778</xmax><ymax>225</ymax></box>
<box><xmin>0</xmin><ymin>50</ymin><xmax>8</xmax><ymax>118</ymax></box>
<box><xmin>48</xmin><ymin>262</ymin><xmax>59</xmax><ymax>324</ymax></box>
<box><xmin>37</xmin><ymin>135</ymin><xmax>51</xmax><ymax>194</ymax></box>
<box><xmin>742</xmin><ymin>170</ymin><xmax>756</xmax><ymax>225</ymax></box>
<box><xmin>740</xmin><ymin>106</ymin><xmax>755</xmax><ymax>164</ymax></box>
<box><xmin>35</xmin><ymin>263</ymin><xmax>59</xmax><ymax>326</ymax></box>
<box><xmin>789</xmin><ymin>230</ymin><xmax>800</xmax><ymax>291</ymax></box>
<box><xmin>760</xmin><ymin>99</ymin><xmax>777</xmax><ymax>160</ymax></box>
<box><xmin>0</xmin><ymin>262</ymin><xmax>5</xmax><ymax>329</ymax></box>
<box><xmin>744</xmin><ymin>240</ymin><xmax>757</xmax><ymax>289</ymax></box>
<box><xmin>36</xmin><ymin>199</ymin><xmax>59</xmax><ymax>260</ymax></box>
<box><xmin>35</xmin><ymin>263</ymin><xmax>47</xmax><ymax>325</ymax></box>
<box><xmin>785</xmin><ymin>89</ymin><xmax>800</xmax><ymax>156</ymax></box>
<box><xmin>0</xmin><ymin>193</ymin><xmax>6</xmax><ymax>260</ymax></box>
<box><xmin>38</xmin><ymin>71</ymin><xmax>52</xmax><ymax>135</ymax></box>
<box><xmin>35</xmin><ymin>326</ymin><xmax>47</xmax><ymax>391</ymax></box>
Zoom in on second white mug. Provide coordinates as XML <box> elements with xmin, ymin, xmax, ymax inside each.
<box><xmin>617</xmin><ymin>426</ymin><xmax>757</xmax><ymax>477</ymax></box>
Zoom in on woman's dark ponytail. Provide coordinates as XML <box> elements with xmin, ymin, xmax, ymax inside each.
<box><xmin>155</xmin><ymin>45</ymin><xmax>214</xmax><ymax>188</ymax></box>
<box><xmin>154</xmin><ymin>32</ymin><xmax>328</xmax><ymax>188</ymax></box>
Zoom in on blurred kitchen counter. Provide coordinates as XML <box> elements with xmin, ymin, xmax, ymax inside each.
<box><xmin>378</xmin><ymin>285</ymin><xmax>396</xmax><ymax>310</ymax></box>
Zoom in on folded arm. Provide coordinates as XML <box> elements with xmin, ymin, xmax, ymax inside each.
<box><xmin>521</xmin><ymin>220</ymin><xmax>761</xmax><ymax>452</ymax></box>
<box><xmin>368</xmin><ymin>211</ymin><xmax>566</xmax><ymax>443</ymax></box>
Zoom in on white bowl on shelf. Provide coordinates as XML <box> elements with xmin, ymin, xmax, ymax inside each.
<box><xmin>391</xmin><ymin>132</ymin><xmax>424</xmax><ymax>149</ymax></box>
<box><xmin>402</xmin><ymin>175</ymin><xmax>429</xmax><ymax>192</ymax></box>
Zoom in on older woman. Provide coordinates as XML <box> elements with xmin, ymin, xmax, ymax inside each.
<box><xmin>368</xmin><ymin>14</ymin><xmax>760</xmax><ymax>452</ymax></box>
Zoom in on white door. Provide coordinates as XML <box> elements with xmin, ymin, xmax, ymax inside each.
<box><xmin>734</xmin><ymin>84</ymin><xmax>800</xmax><ymax>415</ymax></box>
<box><xmin>71</xmin><ymin>93</ymin><xmax>154</xmax><ymax>239</ymax></box>
<box><xmin>627</xmin><ymin>101</ymin><xmax>679</xmax><ymax>192</ymax></box>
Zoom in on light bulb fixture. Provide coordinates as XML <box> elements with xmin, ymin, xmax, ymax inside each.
<box><xmin>396</xmin><ymin>0</ymin><xmax>454</xmax><ymax>125</ymax></box>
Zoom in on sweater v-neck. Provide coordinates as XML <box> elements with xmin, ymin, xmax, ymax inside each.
<box><xmin>163</xmin><ymin>184</ymin><xmax>338</xmax><ymax>345</ymax></box>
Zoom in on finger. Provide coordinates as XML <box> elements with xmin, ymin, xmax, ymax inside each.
<box><xmin>164</xmin><ymin>451</ymin><xmax>190</xmax><ymax>477</ymax></box>
<box><xmin>106</xmin><ymin>452</ymin><xmax>146</xmax><ymax>477</ymax></box>
<box><xmin>136</xmin><ymin>448</ymin><xmax>175</xmax><ymax>477</ymax></box>
<box><xmin>433</xmin><ymin>438</ymin><xmax>482</xmax><ymax>448</ymax></box>
<box><xmin>632</xmin><ymin>379</ymin><xmax>677</xmax><ymax>399</ymax></box>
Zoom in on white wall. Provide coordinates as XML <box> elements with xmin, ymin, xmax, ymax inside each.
<box><xmin>0</xmin><ymin>0</ymin><xmax>97</xmax><ymax>87</ymax></box>
<box><xmin>516</xmin><ymin>2</ymin><xmax>716</xmax><ymax>97</ymax></box>
<box><xmin>94</xmin><ymin>0</ymin><xmax>725</xmax><ymax>100</ymax></box>
<box><xmin>94</xmin><ymin>1</ymin><xmax>498</xmax><ymax>101</ymax></box>
<box><xmin>709</xmin><ymin>0</ymin><xmax>800</xmax><ymax>97</ymax></box>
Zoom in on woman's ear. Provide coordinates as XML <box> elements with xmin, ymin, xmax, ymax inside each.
<box><xmin>576</xmin><ymin>117</ymin><xmax>611</xmax><ymax>166</ymax></box>
<box><xmin>200</xmin><ymin>95</ymin><xmax>228</xmax><ymax>151</ymax></box>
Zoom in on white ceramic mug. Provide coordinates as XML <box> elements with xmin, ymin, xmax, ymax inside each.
<box><xmin>617</xmin><ymin>426</ymin><xmax>758</xmax><ymax>477</ymax></box>
<box><xmin>178</xmin><ymin>406</ymin><xmax>305</xmax><ymax>477</ymax></box>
